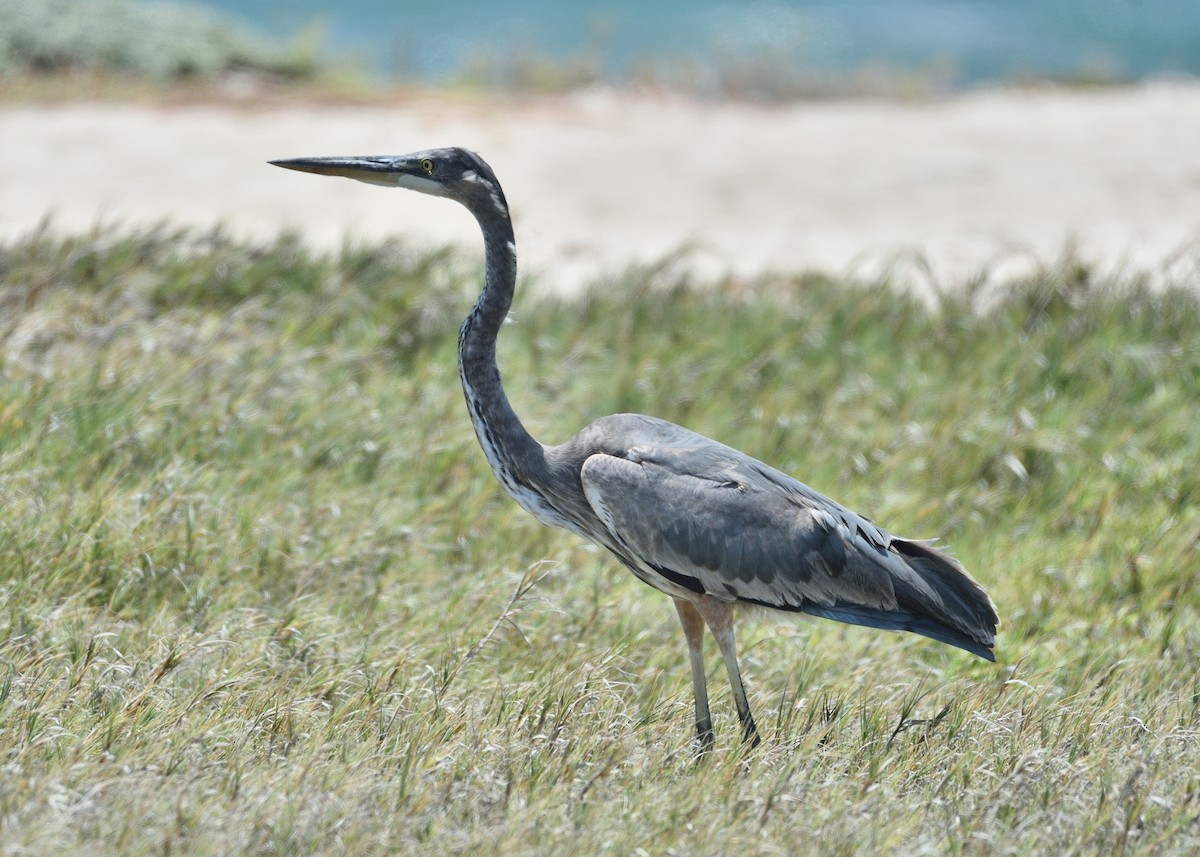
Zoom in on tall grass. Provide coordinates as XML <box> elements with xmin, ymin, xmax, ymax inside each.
<box><xmin>1</xmin><ymin>227</ymin><xmax>1198</xmax><ymax>854</ymax></box>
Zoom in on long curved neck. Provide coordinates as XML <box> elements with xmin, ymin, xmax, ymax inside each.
<box><xmin>457</xmin><ymin>201</ymin><xmax>548</xmax><ymax>501</ymax></box>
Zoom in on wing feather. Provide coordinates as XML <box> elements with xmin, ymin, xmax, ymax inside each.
<box><xmin>580</xmin><ymin>451</ymin><xmax>919</xmax><ymax>612</ymax></box>
<box><xmin>568</xmin><ymin>416</ymin><xmax>996</xmax><ymax>658</ymax></box>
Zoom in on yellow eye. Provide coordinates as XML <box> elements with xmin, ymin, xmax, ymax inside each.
<box><xmin>420</xmin><ymin>158</ymin><xmax>435</xmax><ymax>174</ymax></box>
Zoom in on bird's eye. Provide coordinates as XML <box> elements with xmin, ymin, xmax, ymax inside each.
<box><xmin>420</xmin><ymin>158</ymin><xmax>435</xmax><ymax>174</ymax></box>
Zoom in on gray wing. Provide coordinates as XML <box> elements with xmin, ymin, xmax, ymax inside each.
<box><xmin>578</xmin><ymin>436</ymin><xmax>997</xmax><ymax>657</ymax></box>
<box><xmin>580</xmin><ymin>448</ymin><xmax>915</xmax><ymax>609</ymax></box>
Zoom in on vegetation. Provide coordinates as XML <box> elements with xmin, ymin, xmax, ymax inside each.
<box><xmin>0</xmin><ymin>0</ymin><xmax>1134</xmax><ymax>102</ymax></box>
<box><xmin>1</xmin><ymin>227</ymin><xmax>1198</xmax><ymax>854</ymax></box>
<box><xmin>0</xmin><ymin>0</ymin><xmax>319</xmax><ymax>83</ymax></box>
<box><xmin>0</xmin><ymin>0</ymin><xmax>936</xmax><ymax>103</ymax></box>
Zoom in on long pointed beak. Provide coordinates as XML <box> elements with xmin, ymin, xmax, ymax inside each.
<box><xmin>269</xmin><ymin>156</ymin><xmax>407</xmax><ymax>187</ymax></box>
<box><xmin>270</xmin><ymin>155</ymin><xmax>450</xmax><ymax>196</ymax></box>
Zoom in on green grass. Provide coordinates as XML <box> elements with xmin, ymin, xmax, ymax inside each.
<box><xmin>1</xmin><ymin>227</ymin><xmax>1198</xmax><ymax>854</ymax></box>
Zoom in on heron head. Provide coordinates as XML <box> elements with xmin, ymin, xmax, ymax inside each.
<box><xmin>270</xmin><ymin>147</ymin><xmax>508</xmax><ymax>215</ymax></box>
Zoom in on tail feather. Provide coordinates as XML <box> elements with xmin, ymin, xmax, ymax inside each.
<box><xmin>891</xmin><ymin>538</ymin><xmax>999</xmax><ymax>643</ymax></box>
<box><xmin>801</xmin><ymin>604</ymin><xmax>996</xmax><ymax>660</ymax></box>
<box><xmin>802</xmin><ymin>539</ymin><xmax>999</xmax><ymax>660</ymax></box>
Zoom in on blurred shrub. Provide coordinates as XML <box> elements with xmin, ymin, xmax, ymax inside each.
<box><xmin>0</xmin><ymin>0</ymin><xmax>319</xmax><ymax>81</ymax></box>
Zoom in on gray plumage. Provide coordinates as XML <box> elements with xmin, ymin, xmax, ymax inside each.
<box><xmin>271</xmin><ymin>147</ymin><xmax>1000</xmax><ymax>748</ymax></box>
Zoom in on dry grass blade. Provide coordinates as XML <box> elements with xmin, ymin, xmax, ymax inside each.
<box><xmin>0</xmin><ymin>229</ymin><xmax>1198</xmax><ymax>854</ymax></box>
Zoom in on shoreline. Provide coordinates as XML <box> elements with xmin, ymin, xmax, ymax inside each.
<box><xmin>2</xmin><ymin>82</ymin><xmax>1198</xmax><ymax>295</ymax></box>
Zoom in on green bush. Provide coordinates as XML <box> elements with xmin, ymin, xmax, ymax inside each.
<box><xmin>0</xmin><ymin>0</ymin><xmax>318</xmax><ymax>81</ymax></box>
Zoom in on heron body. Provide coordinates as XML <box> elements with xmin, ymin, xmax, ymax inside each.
<box><xmin>271</xmin><ymin>148</ymin><xmax>999</xmax><ymax>747</ymax></box>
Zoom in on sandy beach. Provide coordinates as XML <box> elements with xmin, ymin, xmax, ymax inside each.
<box><xmin>3</xmin><ymin>83</ymin><xmax>1199</xmax><ymax>294</ymax></box>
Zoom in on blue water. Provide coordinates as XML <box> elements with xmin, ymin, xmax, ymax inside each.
<box><xmin>201</xmin><ymin>0</ymin><xmax>1200</xmax><ymax>85</ymax></box>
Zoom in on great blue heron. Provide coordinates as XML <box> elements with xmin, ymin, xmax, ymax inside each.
<box><xmin>271</xmin><ymin>147</ymin><xmax>999</xmax><ymax>748</ymax></box>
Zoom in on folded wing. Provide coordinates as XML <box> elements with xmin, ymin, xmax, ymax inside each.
<box><xmin>579</xmin><ymin>444</ymin><xmax>997</xmax><ymax>659</ymax></box>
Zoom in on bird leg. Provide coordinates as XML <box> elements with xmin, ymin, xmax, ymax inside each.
<box><xmin>673</xmin><ymin>598</ymin><xmax>714</xmax><ymax>750</ymax></box>
<box><xmin>692</xmin><ymin>597</ymin><xmax>761</xmax><ymax>748</ymax></box>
